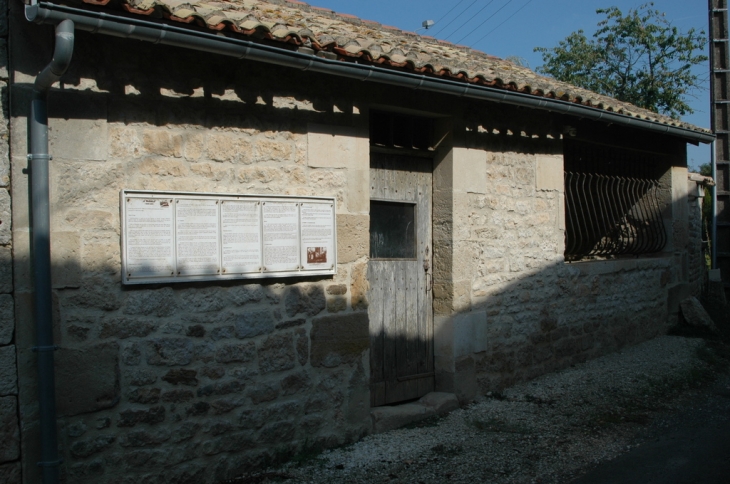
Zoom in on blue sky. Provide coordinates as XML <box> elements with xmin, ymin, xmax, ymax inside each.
<box><xmin>311</xmin><ymin>0</ymin><xmax>712</xmax><ymax>170</ymax></box>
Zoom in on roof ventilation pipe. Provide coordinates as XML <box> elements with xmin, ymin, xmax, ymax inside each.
<box><xmin>27</xmin><ymin>18</ymin><xmax>75</xmax><ymax>484</ymax></box>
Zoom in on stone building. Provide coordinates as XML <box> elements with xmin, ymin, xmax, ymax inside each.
<box><xmin>0</xmin><ymin>0</ymin><xmax>715</xmax><ymax>482</ymax></box>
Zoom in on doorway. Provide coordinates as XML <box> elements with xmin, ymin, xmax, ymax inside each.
<box><xmin>368</xmin><ymin>152</ymin><xmax>434</xmax><ymax>406</ymax></box>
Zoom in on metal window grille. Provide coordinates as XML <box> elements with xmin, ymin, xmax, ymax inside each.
<box><xmin>564</xmin><ymin>172</ymin><xmax>667</xmax><ymax>260</ymax></box>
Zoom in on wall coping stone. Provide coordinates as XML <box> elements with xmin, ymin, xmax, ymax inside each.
<box><xmin>568</xmin><ymin>256</ymin><xmax>672</xmax><ymax>276</ymax></box>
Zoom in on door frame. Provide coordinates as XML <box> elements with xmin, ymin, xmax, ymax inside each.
<box><xmin>368</xmin><ymin>151</ymin><xmax>435</xmax><ymax>406</ymax></box>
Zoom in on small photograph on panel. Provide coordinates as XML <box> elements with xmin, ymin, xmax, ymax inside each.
<box><xmin>307</xmin><ymin>247</ymin><xmax>327</xmax><ymax>264</ymax></box>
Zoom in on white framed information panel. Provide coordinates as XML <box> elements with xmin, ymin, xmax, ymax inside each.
<box><xmin>120</xmin><ymin>190</ymin><xmax>337</xmax><ymax>285</ymax></box>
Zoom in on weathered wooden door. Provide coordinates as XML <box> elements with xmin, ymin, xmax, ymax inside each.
<box><xmin>368</xmin><ymin>152</ymin><xmax>434</xmax><ymax>406</ymax></box>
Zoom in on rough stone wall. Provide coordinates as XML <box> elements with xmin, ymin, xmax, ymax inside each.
<box><xmin>687</xmin><ymin>180</ymin><xmax>705</xmax><ymax>298</ymax></box>
<box><xmin>7</xmin><ymin>6</ymin><xmax>698</xmax><ymax>482</ymax></box>
<box><xmin>0</xmin><ymin>0</ymin><xmax>21</xmax><ymax>481</ymax></box>
<box><xmin>451</xmin><ymin>133</ymin><xmax>674</xmax><ymax>394</ymax></box>
<box><xmin>10</xmin><ymin>18</ymin><xmax>372</xmax><ymax>483</ymax></box>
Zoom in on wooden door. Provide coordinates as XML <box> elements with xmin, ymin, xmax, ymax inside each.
<box><xmin>368</xmin><ymin>152</ymin><xmax>434</xmax><ymax>406</ymax></box>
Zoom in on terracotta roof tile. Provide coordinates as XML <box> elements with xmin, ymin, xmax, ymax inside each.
<box><xmin>64</xmin><ymin>0</ymin><xmax>708</xmax><ymax>134</ymax></box>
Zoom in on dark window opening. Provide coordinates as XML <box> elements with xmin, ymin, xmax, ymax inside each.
<box><xmin>564</xmin><ymin>140</ymin><xmax>668</xmax><ymax>261</ymax></box>
<box><xmin>370</xmin><ymin>201</ymin><xmax>417</xmax><ymax>259</ymax></box>
<box><xmin>370</xmin><ymin>111</ymin><xmax>435</xmax><ymax>151</ymax></box>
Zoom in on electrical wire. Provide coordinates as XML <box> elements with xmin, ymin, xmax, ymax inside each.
<box><xmin>431</xmin><ymin>0</ymin><xmax>479</xmax><ymax>37</ymax></box>
<box><xmin>453</xmin><ymin>0</ymin><xmax>513</xmax><ymax>44</ymax></box>
<box><xmin>431</xmin><ymin>0</ymin><xmax>469</xmax><ymax>29</ymax></box>
<box><xmin>472</xmin><ymin>0</ymin><xmax>535</xmax><ymax>45</ymax></box>
<box><xmin>443</xmin><ymin>0</ymin><xmax>497</xmax><ymax>41</ymax></box>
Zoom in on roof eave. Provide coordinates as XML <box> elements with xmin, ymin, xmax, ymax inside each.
<box><xmin>25</xmin><ymin>1</ymin><xmax>715</xmax><ymax>145</ymax></box>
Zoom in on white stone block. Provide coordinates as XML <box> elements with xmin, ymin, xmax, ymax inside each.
<box><xmin>453</xmin><ymin>310</ymin><xmax>487</xmax><ymax>358</ymax></box>
<box><xmin>536</xmin><ymin>154</ymin><xmax>564</xmax><ymax>192</ymax></box>
<box><xmin>307</xmin><ymin>124</ymin><xmax>368</xmax><ymax>169</ymax></box>
<box><xmin>347</xmin><ymin>169</ymin><xmax>369</xmax><ymax>214</ymax></box>
<box><xmin>433</xmin><ymin>314</ymin><xmax>454</xmax><ymax>372</ymax></box>
<box><xmin>453</xmin><ymin>148</ymin><xmax>487</xmax><ymax>194</ymax></box>
<box><xmin>48</xmin><ymin>95</ymin><xmax>108</xmax><ymax>162</ymax></box>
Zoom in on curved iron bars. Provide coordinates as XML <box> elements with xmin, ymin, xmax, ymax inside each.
<box><xmin>564</xmin><ymin>172</ymin><xmax>667</xmax><ymax>260</ymax></box>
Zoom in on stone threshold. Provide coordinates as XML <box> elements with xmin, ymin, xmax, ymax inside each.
<box><xmin>370</xmin><ymin>392</ymin><xmax>460</xmax><ymax>434</ymax></box>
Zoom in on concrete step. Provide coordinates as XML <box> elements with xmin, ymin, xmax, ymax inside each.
<box><xmin>370</xmin><ymin>392</ymin><xmax>459</xmax><ymax>434</ymax></box>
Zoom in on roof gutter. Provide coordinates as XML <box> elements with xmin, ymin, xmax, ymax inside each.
<box><xmin>25</xmin><ymin>1</ymin><xmax>713</xmax><ymax>144</ymax></box>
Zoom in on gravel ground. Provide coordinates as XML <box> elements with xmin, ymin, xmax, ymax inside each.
<box><xmin>263</xmin><ymin>335</ymin><xmax>729</xmax><ymax>484</ymax></box>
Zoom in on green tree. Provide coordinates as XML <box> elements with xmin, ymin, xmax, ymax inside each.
<box><xmin>535</xmin><ymin>3</ymin><xmax>707</xmax><ymax>118</ymax></box>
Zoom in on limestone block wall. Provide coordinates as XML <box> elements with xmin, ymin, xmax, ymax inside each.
<box><xmin>0</xmin><ymin>0</ymin><xmax>21</xmax><ymax>481</ymax></box>
<box><xmin>9</xmin><ymin>18</ymin><xmax>374</xmax><ymax>483</ymax></box>
<box><xmin>17</xmin><ymin>118</ymin><xmax>370</xmax><ymax>482</ymax></box>
<box><xmin>444</xmin><ymin>132</ymin><xmax>677</xmax><ymax>396</ymax></box>
<box><xmin>14</xmin><ymin>105</ymin><xmax>371</xmax><ymax>482</ymax></box>
<box><xmin>7</xmin><ymin>6</ymin><xmax>702</xmax><ymax>481</ymax></box>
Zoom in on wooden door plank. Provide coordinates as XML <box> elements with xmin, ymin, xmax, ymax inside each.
<box><xmin>383</xmin><ymin>262</ymin><xmax>397</xmax><ymax>382</ymax></box>
<box><xmin>418</xmin><ymin>375</ymin><xmax>435</xmax><ymax>397</ymax></box>
<box><xmin>371</xmin><ymin>381</ymin><xmax>386</xmax><ymax>407</ymax></box>
<box><xmin>387</xmin><ymin>161</ymin><xmax>397</xmax><ymax>200</ymax></box>
<box><xmin>405</xmin><ymin>259</ymin><xmax>418</xmax><ymax>376</ymax></box>
<box><xmin>395</xmin><ymin>163</ymin><xmax>408</xmax><ymax>202</ymax></box>
<box><xmin>368</xmin><ymin>261</ymin><xmax>385</xmax><ymax>383</ymax></box>
<box><xmin>371</xmin><ymin>163</ymin><xmax>383</xmax><ymax>199</ymax></box>
<box><xmin>389</xmin><ymin>264</ymin><xmax>407</xmax><ymax>401</ymax></box>
<box><xmin>395</xmin><ymin>260</ymin><xmax>407</xmax><ymax>379</ymax></box>
<box><xmin>422</xmin><ymin>168</ymin><xmax>435</xmax><ymax>372</ymax></box>
<box><xmin>415</xmin><ymin>169</ymin><xmax>425</xmax><ymax>375</ymax></box>
<box><xmin>425</xmin><ymin>168</ymin><xmax>432</xmax><ymax>374</ymax></box>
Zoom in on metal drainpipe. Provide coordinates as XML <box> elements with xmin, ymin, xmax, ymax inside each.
<box><xmin>712</xmin><ymin>139</ymin><xmax>718</xmax><ymax>269</ymax></box>
<box><xmin>28</xmin><ymin>18</ymin><xmax>74</xmax><ymax>484</ymax></box>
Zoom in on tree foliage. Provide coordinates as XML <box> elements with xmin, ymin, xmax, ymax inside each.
<box><xmin>535</xmin><ymin>3</ymin><xmax>707</xmax><ymax>118</ymax></box>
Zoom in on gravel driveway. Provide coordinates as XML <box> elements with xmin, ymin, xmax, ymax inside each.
<box><xmin>256</xmin><ymin>335</ymin><xmax>729</xmax><ymax>484</ymax></box>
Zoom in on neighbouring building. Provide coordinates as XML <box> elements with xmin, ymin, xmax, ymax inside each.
<box><xmin>0</xmin><ymin>0</ymin><xmax>716</xmax><ymax>482</ymax></box>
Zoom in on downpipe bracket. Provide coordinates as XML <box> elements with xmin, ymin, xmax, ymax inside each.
<box><xmin>27</xmin><ymin>154</ymin><xmax>52</xmax><ymax>161</ymax></box>
<box><xmin>32</xmin><ymin>345</ymin><xmax>59</xmax><ymax>352</ymax></box>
